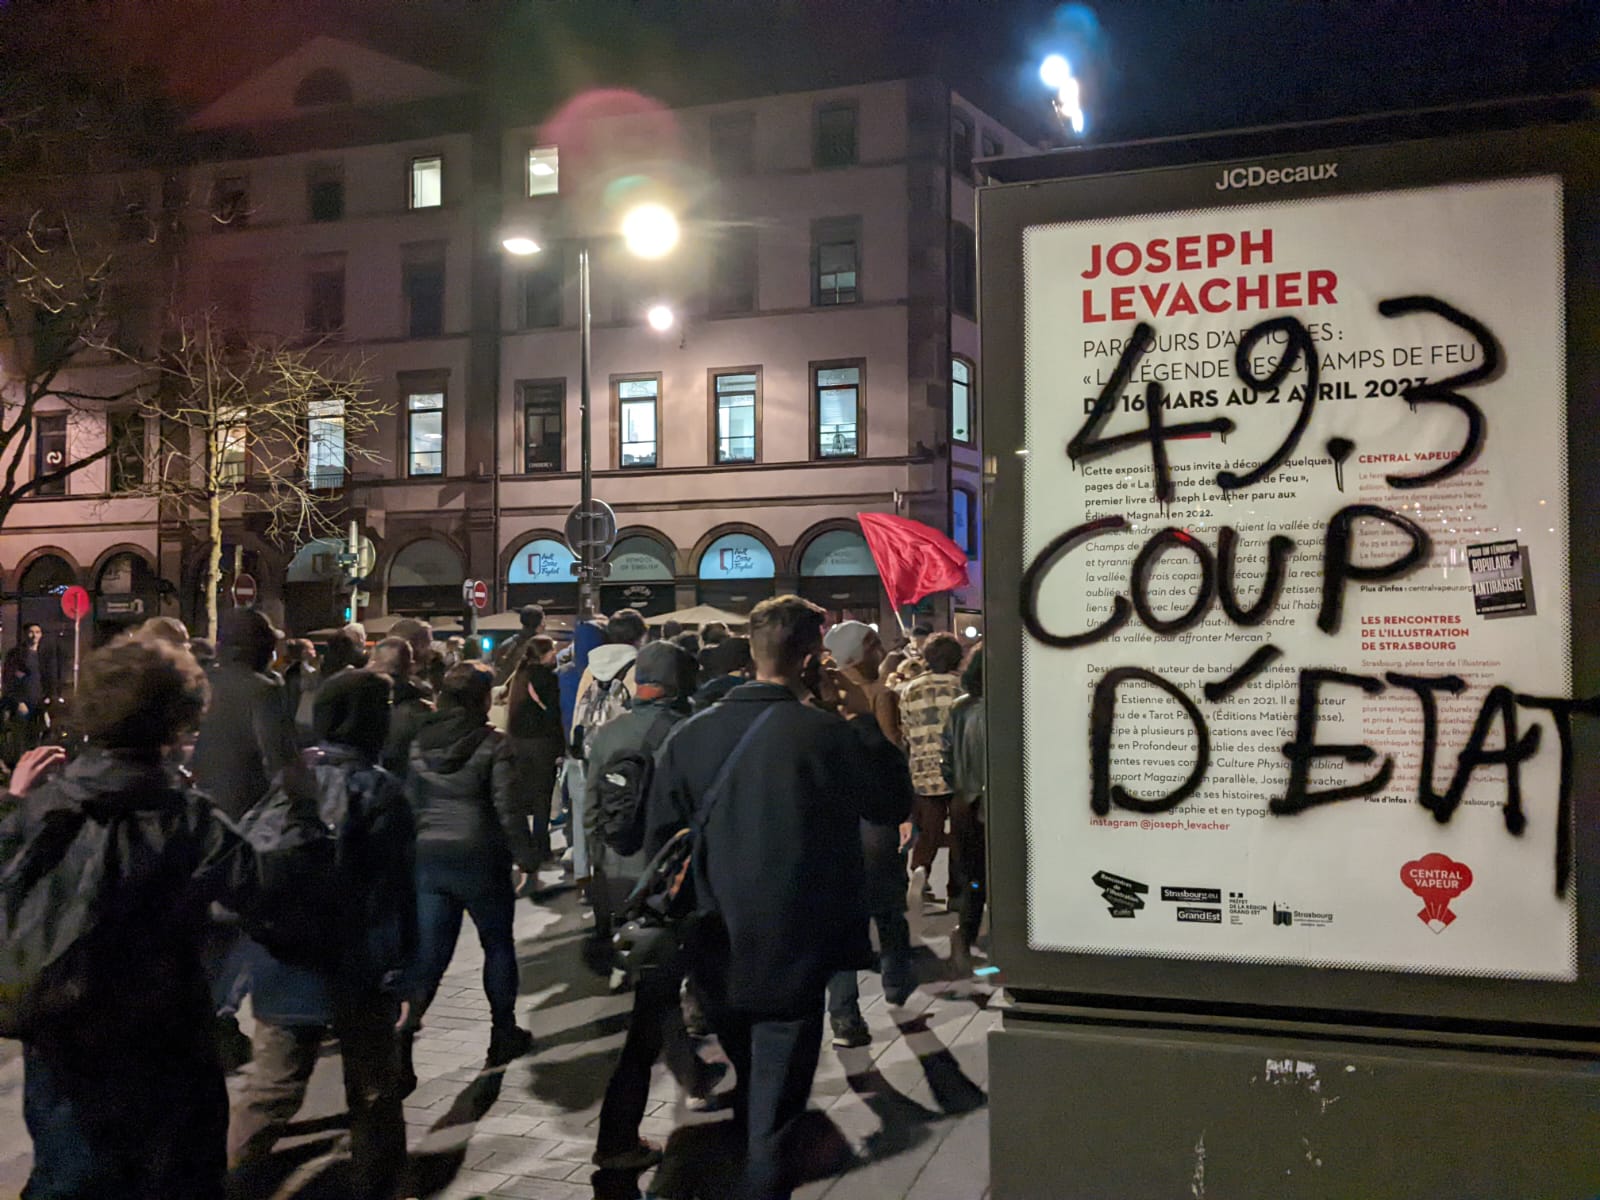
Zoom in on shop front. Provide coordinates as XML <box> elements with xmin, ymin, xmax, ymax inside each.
<box><xmin>601</xmin><ymin>535</ymin><xmax>678</xmax><ymax>617</ymax></box>
<box><xmin>696</xmin><ymin>532</ymin><xmax>775</xmax><ymax>614</ymax></box>
<box><xmin>386</xmin><ymin>538</ymin><xmax>465</xmax><ymax>618</ymax></box>
<box><xmin>506</xmin><ymin>537</ymin><xmax>579</xmax><ymax>614</ymax></box>
<box><xmin>796</xmin><ymin>528</ymin><xmax>881</xmax><ymax>626</ymax></box>
<box><xmin>94</xmin><ymin>551</ymin><xmax>160</xmax><ymax>644</ymax></box>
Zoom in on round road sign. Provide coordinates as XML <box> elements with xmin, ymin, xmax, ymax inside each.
<box><xmin>232</xmin><ymin>572</ymin><xmax>258</xmax><ymax>606</ymax></box>
<box><xmin>564</xmin><ymin>499</ymin><xmax>618</xmax><ymax>557</ymax></box>
<box><xmin>471</xmin><ymin>580</ymin><xmax>489</xmax><ymax>611</ymax></box>
<box><xmin>60</xmin><ymin>585</ymin><xmax>91</xmax><ymax>622</ymax></box>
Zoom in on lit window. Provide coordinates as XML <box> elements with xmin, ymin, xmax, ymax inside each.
<box><xmin>219</xmin><ymin>408</ymin><xmax>247</xmax><ymax>485</ymax></box>
<box><xmin>307</xmin><ymin>396</ymin><xmax>345</xmax><ymax>488</ymax></box>
<box><xmin>409</xmin><ymin>156</ymin><xmax>442</xmax><ymax>209</ymax></box>
<box><xmin>953</xmin><ymin>487</ymin><xmax>977</xmax><ymax>558</ymax></box>
<box><xmin>521</xmin><ymin>381</ymin><xmax>563</xmax><ymax>471</ymax></box>
<box><xmin>407</xmin><ymin>391</ymin><xmax>444</xmax><ymax>476</ymax></box>
<box><xmin>813</xmin><ymin>218</ymin><xmax>860</xmax><ymax>306</ymax></box>
<box><xmin>34</xmin><ymin>414</ymin><xmax>67</xmax><ymax>496</ymax></box>
<box><xmin>527</xmin><ymin>146</ymin><xmax>559</xmax><ymax>196</ymax></box>
<box><xmin>715</xmin><ymin>372</ymin><xmax>757</xmax><ymax>463</ymax></box>
<box><xmin>951</xmin><ymin>357</ymin><xmax>973</xmax><ymax>444</ymax></box>
<box><xmin>815</xmin><ymin>365</ymin><xmax>860</xmax><ymax>459</ymax></box>
<box><xmin>618</xmin><ymin>378</ymin><xmax>659</xmax><ymax>468</ymax></box>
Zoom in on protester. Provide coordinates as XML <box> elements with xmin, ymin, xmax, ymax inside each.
<box><xmin>442</xmin><ymin>636</ymin><xmax>466</xmax><ymax>669</ymax></box>
<box><xmin>492</xmin><ymin>604</ymin><xmax>546</xmax><ymax>683</ymax></box>
<box><xmin>673</xmin><ymin>631</ymin><xmax>701</xmax><ymax>661</ymax></box>
<box><xmin>228</xmin><ymin>671</ymin><xmax>415</xmax><ymax>1197</ymax></box>
<box><xmin>5</xmin><ymin>637</ymin><xmax>281</xmax><ymax>1199</ymax></box>
<box><xmin>820</xmin><ymin>620</ymin><xmax>914</xmax><ymax>1045</ymax></box>
<box><xmin>659</xmin><ymin>619</ymin><xmax>683</xmax><ymax>643</ymax></box>
<box><xmin>942</xmin><ymin>647</ymin><xmax>988</xmax><ymax>973</ymax></box>
<box><xmin>192</xmin><ymin>608</ymin><xmax>297</xmax><ymax>821</ymax></box>
<box><xmin>402</xmin><ymin>663</ymin><xmax>541</xmax><ymax>1074</ymax></box>
<box><xmin>390</xmin><ymin>617</ymin><xmax>444</xmax><ymax>695</ymax></box>
<box><xmin>504</xmin><ymin>635</ymin><xmax>563</xmax><ymax>864</ymax></box>
<box><xmin>280</xmin><ymin>638</ymin><xmax>318</xmax><ymax>739</ymax></box>
<box><xmin>568</xmin><ymin>609</ymin><xmax>646</xmax><ymax>882</ymax></box>
<box><xmin>135</xmin><ymin>616</ymin><xmax>192</xmax><ymax>651</ymax></box>
<box><xmin>2</xmin><ymin>623</ymin><xmax>57</xmax><ymax>755</ymax></box>
<box><xmin>370</xmin><ymin>636</ymin><xmax>435</xmax><ymax>776</ymax></box>
<box><xmin>898</xmin><ymin>632</ymin><xmax>966</xmax><ymax>909</ymax></box>
<box><xmin>700</xmin><ymin>621</ymin><xmax>730</xmax><ymax>648</ymax></box>
<box><xmin>645</xmin><ymin>595</ymin><xmax>914</xmax><ymax>1199</ymax></box>
<box><xmin>190</xmin><ymin>637</ymin><xmax>217</xmax><ymax>669</ymax></box>
<box><xmin>692</xmin><ymin>636</ymin><xmax>752</xmax><ymax>711</ymax></box>
<box><xmin>320</xmin><ymin>624</ymin><xmax>367</xmax><ymax>676</ymax></box>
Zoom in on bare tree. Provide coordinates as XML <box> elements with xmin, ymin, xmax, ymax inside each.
<box><xmin>129</xmin><ymin>312</ymin><xmax>388</xmax><ymax>638</ymax></box>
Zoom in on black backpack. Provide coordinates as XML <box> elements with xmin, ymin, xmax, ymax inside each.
<box><xmin>593</xmin><ymin>711</ymin><xmax>677</xmax><ymax>857</ymax></box>
<box><xmin>611</xmin><ymin>707</ymin><xmax>778</xmax><ymax>973</ymax></box>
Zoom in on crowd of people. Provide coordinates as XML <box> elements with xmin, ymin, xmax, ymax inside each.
<box><xmin>0</xmin><ymin>598</ymin><xmax>987</xmax><ymax>1200</ymax></box>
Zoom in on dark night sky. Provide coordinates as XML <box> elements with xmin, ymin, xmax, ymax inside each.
<box><xmin>20</xmin><ymin>0</ymin><xmax>1600</xmax><ymax>143</ymax></box>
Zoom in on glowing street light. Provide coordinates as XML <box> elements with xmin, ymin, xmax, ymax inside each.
<box><xmin>621</xmin><ymin>203</ymin><xmax>679</xmax><ymax>259</ymax></box>
<box><xmin>646</xmin><ymin>304</ymin><xmax>675</xmax><ymax>332</ymax></box>
<box><xmin>501</xmin><ymin>235</ymin><xmax>541</xmax><ymax>256</ymax></box>
<box><xmin>1040</xmin><ymin>54</ymin><xmax>1085</xmax><ymax>135</ymax></box>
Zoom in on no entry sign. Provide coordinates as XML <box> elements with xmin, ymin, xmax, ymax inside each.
<box><xmin>470</xmin><ymin>579</ymin><xmax>489</xmax><ymax>611</ymax></box>
<box><xmin>60</xmin><ymin>585</ymin><xmax>90</xmax><ymax>622</ymax></box>
<box><xmin>232</xmin><ymin>572</ymin><xmax>257</xmax><ymax>606</ymax></box>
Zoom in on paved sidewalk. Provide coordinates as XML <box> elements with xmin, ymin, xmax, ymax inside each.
<box><xmin>0</xmin><ymin>864</ymin><xmax>996</xmax><ymax>1200</ymax></box>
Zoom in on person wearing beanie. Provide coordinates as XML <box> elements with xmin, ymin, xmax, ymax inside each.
<box><xmin>229</xmin><ymin>669</ymin><xmax>416</xmax><ymax>1200</ymax></box>
<box><xmin>192</xmin><ymin>608</ymin><xmax>297</xmax><ymax>821</ymax></box>
<box><xmin>818</xmin><ymin>619</ymin><xmax>914</xmax><ymax>1048</ymax></box>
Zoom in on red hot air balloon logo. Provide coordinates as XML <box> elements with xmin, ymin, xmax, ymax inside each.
<box><xmin>1400</xmin><ymin>853</ymin><xmax>1474</xmax><ymax>933</ymax></box>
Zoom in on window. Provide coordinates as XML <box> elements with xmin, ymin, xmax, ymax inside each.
<box><xmin>409</xmin><ymin>155</ymin><xmax>442</xmax><ymax>209</ymax></box>
<box><xmin>218</xmin><ymin>408</ymin><xmax>247</xmax><ymax>486</ymax></box>
<box><xmin>402</xmin><ymin>248</ymin><xmax>445</xmax><ymax>338</ymax></box>
<box><xmin>951</xmin><ymin>357</ymin><xmax>974</xmax><ymax>444</ymax></box>
<box><xmin>521</xmin><ymin>381</ymin><xmax>564</xmax><ymax>471</ymax></box>
<box><xmin>34</xmin><ymin>414</ymin><xmax>67</xmax><ymax>496</ymax></box>
<box><xmin>709</xmin><ymin>228</ymin><xmax>757</xmax><ymax>314</ymax></box>
<box><xmin>527</xmin><ymin>146</ymin><xmax>559</xmax><ymax>196</ymax></box>
<box><xmin>616</xmin><ymin>377</ymin><xmax>659</xmax><ymax>468</ymax></box>
<box><xmin>211</xmin><ymin>175</ymin><xmax>248</xmax><ymax>228</ymax></box>
<box><xmin>519</xmin><ymin>251</ymin><xmax>563</xmax><ymax>329</ymax></box>
<box><xmin>713</xmin><ymin>371</ymin><xmax>758</xmax><ymax>463</ymax></box>
<box><xmin>953</xmin><ymin>487</ymin><xmax>977</xmax><ymax>558</ymax></box>
<box><xmin>814</xmin><ymin>101</ymin><xmax>858</xmax><ymax>168</ymax></box>
<box><xmin>812</xmin><ymin>217</ymin><xmax>860</xmax><ymax>306</ymax></box>
<box><xmin>308</xmin><ymin>164</ymin><xmax>344</xmax><ymax>222</ymax></box>
<box><xmin>814</xmin><ymin>363</ymin><xmax>861</xmax><ymax>459</ymax></box>
<box><xmin>304</xmin><ymin>259</ymin><xmax>345</xmax><ymax>335</ymax></box>
<box><xmin>108</xmin><ymin>411</ymin><xmax>145</xmax><ymax>493</ymax></box>
<box><xmin>406</xmin><ymin>390</ymin><xmax>445</xmax><ymax>476</ymax></box>
<box><xmin>951</xmin><ymin>221</ymin><xmax>976</xmax><ymax>318</ymax></box>
<box><xmin>307</xmin><ymin>396</ymin><xmax>345</xmax><ymax>488</ymax></box>
<box><xmin>952</xmin><ymin>111</ymin><xmax>974</xmax><ymax>179</ymax></box>
<box><xmin>709</xmin><ymin>112</ymin><xmax>754</xmax><ymax>176</ymax></box>
<box><xmin>981</xmin><ymin>132</ymin><xmax>1004</xmax><ymax>160</ymax></box>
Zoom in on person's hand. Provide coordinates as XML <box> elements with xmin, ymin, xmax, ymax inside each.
<box><xmin>8</xmin><ymin>745</ymin><xmax>64</xmax><ymax>796</ymax></box>
<box><xmin>832</xmin><ymin>669</ymin><xmax>873</xmax><ymax>719</ymax></box>
<box><xmin>394</xmin><ymin>1000</ymin><xmax>412</xmax><ymax>1031</ymax></box>
<box><xmin>898</xmin><ymin>821</ymin><xmax>915</xmax><ymax>851</ymax></box>
<box><xmin>512</xmin><ymin>867</ymin><xmax>530</xmax><ymax>896</ymax></box>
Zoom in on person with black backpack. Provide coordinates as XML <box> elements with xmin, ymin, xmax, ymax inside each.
<box><xmin>226</xmin><ymin>669</ymin><xmax>416</xmax><ymax>1198</ymax></box>
<box><xmin>0</xmin><ymin>637</ymin><xmax>298</xmax><ymax>1200</ymax></box>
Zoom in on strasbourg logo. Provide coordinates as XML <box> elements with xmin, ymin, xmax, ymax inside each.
<box><xmin>1400</xmin><ymin>853</ymin><xmax>1473</xmax><ymax>934</ymax></box>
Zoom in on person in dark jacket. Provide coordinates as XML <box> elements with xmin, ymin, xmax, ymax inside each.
<box><xmin>403</xmin><ymin>663</ymin><xmax>541</xmax><ymax>1071</ymax></box>
<box><xmin>590</xmin><ymin>641</ymin><xmax>721</xmax><ymax>1172</ymax></box>
<box><xmin>370</xmin><ymin>637</ymin><xmax>434</xmax><ymax>776</ymax></box>
<box><xmin>941</xmin><ymin>648</ymin><xmax>987</xmax><ymax>973</ymax></box>
<box><xmin>2</xmin><ymin>622</ymin><xmax>58</xmax><ymax>755</ymax></box>
<box><xmin>191</xmin><ymin>608</ymin><xmax>297</xmax><ymax>821</ymax></box>
<box><xmin>691</xmin><ymin>636</ymin><xmax>752</xmax><ymax>711</ymax></box>
<box><xmin>9</xmin><ymin>637</ymin><xmax>275</xmax><ymax>1200</ymax></box>
<box><xmin>227</xmin><ymin>670</ymin><xmax>416</xmax><ymax>1196</ymax></box>
<box><xmin>505</xmin><ymin>636</ymin><xmax>562</xmax><ymax>864</ymax></box>
<box><xmin>645</xmin><ymin>595</ymin><xmax>914</xmax><ymax>1200</ymax></box>
<box><xmin>491</xmin><ymin>603</ymin><xmax>545</xmax><ymax>684</ymax></box>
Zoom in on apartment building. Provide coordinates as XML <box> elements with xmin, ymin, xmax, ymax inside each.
<box><xmin>0</xmin><ymin>36</ymin><xmax>1020</xmax><ymax>648</ymax></box>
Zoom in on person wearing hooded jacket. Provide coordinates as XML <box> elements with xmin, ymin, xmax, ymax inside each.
<box><xmin>563</xmin><ymin>609</ymin><xmax>645</xmax><ymax>881</ymax></box>
<box><xmin>191</xmin><ymin>608</ymin><xmax>296</xmax><ymax>822</ymax></box>
<box><xmin>403</xmin><ymin>662</ymin><xmax>541</xmax><ymax>1070</ymax></box>
<box><xmin>941</xmin><ymin>648</ymin><xmax>987</xmax><ymax>974</ymax></box>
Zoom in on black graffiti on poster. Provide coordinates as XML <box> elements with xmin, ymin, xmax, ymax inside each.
<box><xmin>1024</xmin><ymin>299</ymin><xmax>1593</xmax><ymax>895</ymax></box>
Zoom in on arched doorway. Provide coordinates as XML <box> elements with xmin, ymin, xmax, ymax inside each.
<box><xmin>94</xmin><ymin>550</ymin><xmax>159</xmax><ymax>644</ymax></box>
<box><xmin>797</xmin><ymin>527</ymin><xmax>881</xmax><ymax>626</ymax></box>
<box><xmin>602</xmin><ymin>534</ymin><xmax>677</xmax><ymax>617</ymax></box>
<box><xmin>696</xmin><ymin>531</ymin><xmax>776</xmax><ymax>614</ymax></box>
<box><xmin>16</xmin><ymin>553</ymin><xmax>77</xmax><ymax>697</ymax></box>
<box><xmin>284</xmin><ymin>537</ymin><xmax>346</xmax><ymax>635</ymax></box>
<box><xmin>386</xmin><ymin>538</ymin><xmax>465</xmax><ymax>618</ymax></box>
<box><xmin>506</xmin><ymin>537</ymin><xmax>578</xmax><ymax>615</ymax></box>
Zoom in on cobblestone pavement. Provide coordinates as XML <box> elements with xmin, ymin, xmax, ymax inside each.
<box><xmin>0</xmin><ymin>859</ymin><xmax>996</xmax><ymax>1200</ymax></box>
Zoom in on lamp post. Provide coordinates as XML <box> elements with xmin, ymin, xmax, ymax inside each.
<box><xmin>504</xmin><ymin>202</ymin><xmax>678</xmax><ymax>620</ymax></box>
<box><xmin>1040</xmin><ymin>54</ymin><xmax>1086</xmax><ymax>135</ymax></box>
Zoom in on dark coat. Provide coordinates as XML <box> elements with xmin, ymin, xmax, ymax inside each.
<box><xmin>584</xmin><ymin>697</ymin><xmax>687</xmax><ymax>925</ymax></box>
<box><xmin>690</xmin><ymin>673</ymin><xmax>743</xmax><ymax>712</ymax></box>
<box><xmin>380</xmin><ymin>676</ymin><xmax>435</xmax><ymax>777</ymax></box>
<box><xmin>405</xmin><ymin>708</ymin><xmax>540</xmax><ymax>879</ymax></box>
<box><xmin>191</xmin><ymin>658</ymin><xmax>297</xmax><ymax>821</ymax></box>
<box><xmin>250</xmin><ymin>744</ymin><xmax>418</xmax><ymax>1025</ymax></box>
<box><xmin>2</xmin><ymin>642</ymin><xmax>58</xmax><ymax>709</ymax></box>
<box><xmin>645</xmin><ymin>682</ymin><xmax>914</xmax><ymax>1013</ymax></box>
<box><xmin>942</xmin><ymin>692</ymin><xmax>987</xmax><ymax>813</ymax></box>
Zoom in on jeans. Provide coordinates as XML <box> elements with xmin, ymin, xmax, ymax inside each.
<box><xmin>227</xmin><ymin>996</ymin><xmax>405</xmax><ymax>1197</ymax></box>
<box><xmin>596</xmin><ymin>966</ymin><xmax>707</xmax><ymax>1157</ymax></box>
<box><xmin>950</xmin><ymin>799</ymin><xmax>987</xmax><ymax>943</ymax></box>
<box><xmin>826</xmin><ymin>908</ymin><xmax>913</xmax><ymax>1017</ymax></box>
<box><xmin>23</xmin><ymin>1042</ymin><xmax>228</xmax><ymax>1200</ymax></box>
<box><xmin>560</xmin><ymin>757</ymin><xmax>590</xmax><ymax>878</ymax></box>
<box><xmin>411</xmin><ymin>858</ymin><xmax>519</xmax><ymax>1029</ymax></box>
<box><xmin>714</xmin><ymin>1005</ymin><xmax>825</xmax><ymax>1200</ymax></box>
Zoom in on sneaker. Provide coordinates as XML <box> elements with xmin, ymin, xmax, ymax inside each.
<box><xmin>950</xmin><ymin>928</ymin><xmax>976</xmax><ymax>976</ymax></box>
<box><xmin>487</xmin><ymin>1025</ymin><xmax>535</xmax><ymax>1065</ymax></box>
<box><xmin>907</xmin><ymin>865</ymin><xmax>928</xmax><ymax>911</ymax></box>
<box><xmin>593</xmin><ymin>1138</ymin><xmax>664</xmax><ymax>1171</ymax></box>
<box><xmin>831</xmin><ymin>1014</ymin><xmax>872</xmax><ymax>1049</ymax></box>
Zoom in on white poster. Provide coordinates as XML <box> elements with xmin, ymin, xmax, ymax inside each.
<box><xmin>1022</xmin><ymin>176</ymin><xmax>1575</xmax><ymax>979</ymax></box>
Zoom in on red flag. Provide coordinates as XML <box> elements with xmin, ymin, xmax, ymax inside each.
<box><xmin>857</xmin><ymin>512</ymin><xmax>970</xmax><ymax>611</ymax></box>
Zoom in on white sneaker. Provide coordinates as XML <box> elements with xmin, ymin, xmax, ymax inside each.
<box><xmin>907</xmin><ymin>866</ymin><xmax>928</xmax><ymax>911</ymax></box>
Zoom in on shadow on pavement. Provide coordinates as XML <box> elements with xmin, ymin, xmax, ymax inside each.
<box><xmin>399</xmin><ymin>1063</ymin><xmax>506</xmax><ymax>1199</ymax></box>
<box><xmin>640</xmin><ymin>1111</ymin><xmax>853</xmax><ymax>1200</ymax></box>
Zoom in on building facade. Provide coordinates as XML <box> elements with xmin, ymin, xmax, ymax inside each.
<box><xmin>0</xmin><ymin>37</ymin><xmax>1020</xmax><ymax>653</ymax></box>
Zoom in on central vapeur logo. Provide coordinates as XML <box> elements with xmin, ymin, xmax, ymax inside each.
<box><xmin>1215</xmin><ymin>161</ymin><xmax>1338</xmax><ymax>192</ymax></box>
<box><xmin>1400</xmin><ymin>853</ymin><xmax>1474</xmax><ymax>933</ymax></box>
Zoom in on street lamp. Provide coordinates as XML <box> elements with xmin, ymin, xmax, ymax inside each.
<box><xmin>1040</xmin><ymin>54</ymin><xmax>1085</xmax><ymax>135</ymax></box>
<box><xmin>504</xmin><ymin>202</ymin><xmax>679</xmax><ymax>620</ymax></box>
<box><xmin>645</xmin><ymin>304</ymin><xmax>675</xmax><ymax>332</ymax></box>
